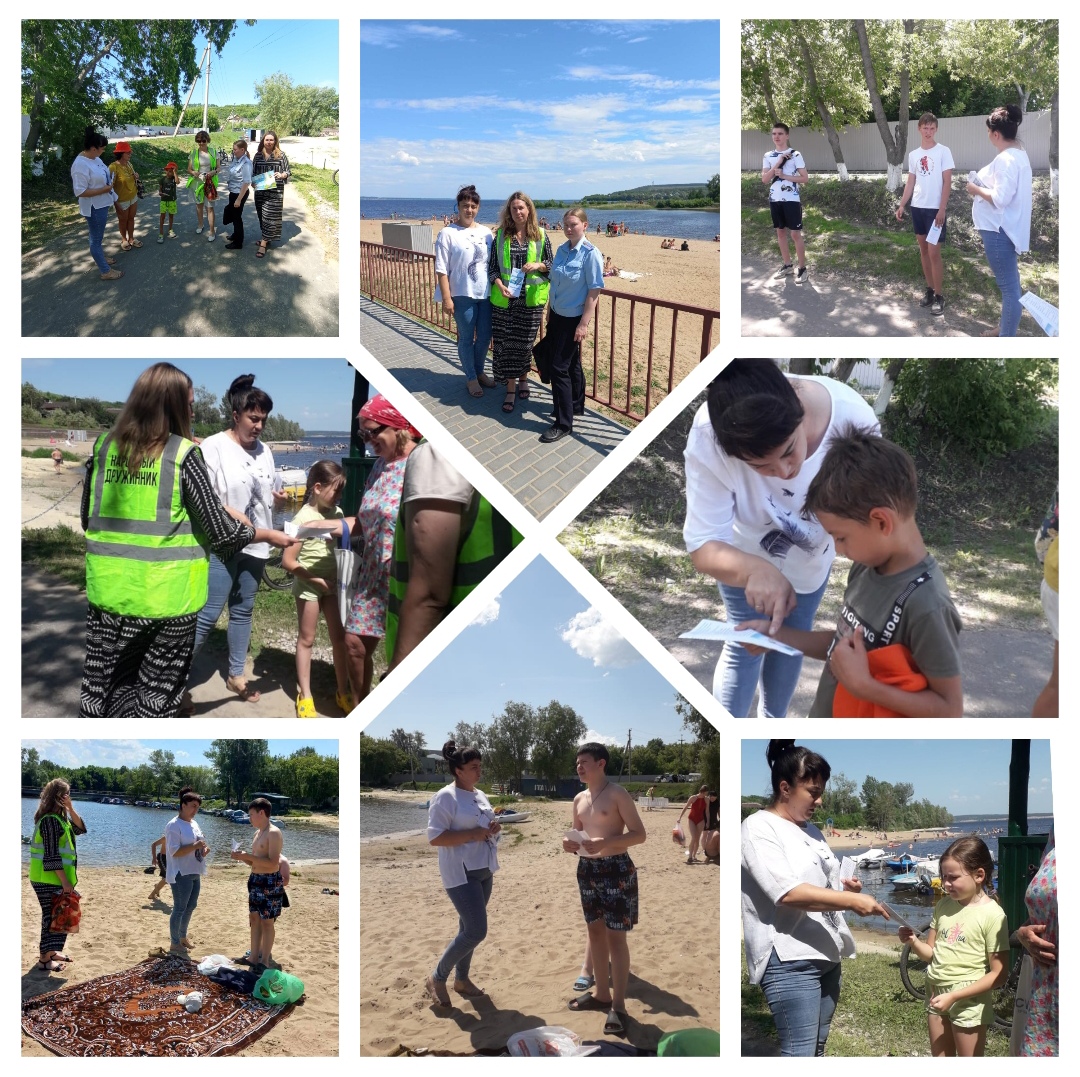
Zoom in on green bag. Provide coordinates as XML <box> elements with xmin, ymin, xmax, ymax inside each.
<box><xmin>253</xmin><ymin>968</ymin><xmax>305</xmax><ymax>1005</ymax></box>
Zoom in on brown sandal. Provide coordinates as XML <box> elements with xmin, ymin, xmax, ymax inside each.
<box><xmin>226</xmin><ymin>675</ymin><xmax>261</xmax><ymax>702</ymax></box>
<box><xmin>99</xmin><ymin>269</ymin><xmax>124</xmax><ymax>281</ymax></box>
<box><xmin>256</xmin><ymin>241</ymin><xmax>269</xmax><ymax>258</ymax></box>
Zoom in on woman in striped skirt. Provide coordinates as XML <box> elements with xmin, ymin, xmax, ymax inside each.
<box><xmin>28</xmin><ymin>779</ymin><xmax>86</xmax><ymax>973</ymax></box>
<box><xmin>252</xmin><ymin>130</ymin><xmax>291</xmax><ymax>258</ymax></box>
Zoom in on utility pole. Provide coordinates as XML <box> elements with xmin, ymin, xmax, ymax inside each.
<box><xmin>174</xmin><ymin>43</ymin><xmax>211</xmax><ymax>136</ymax></box>
<box><xmin>202</xmin><ymin>48</ymin><xmax>211</xmax><ymax>132</ymax></box>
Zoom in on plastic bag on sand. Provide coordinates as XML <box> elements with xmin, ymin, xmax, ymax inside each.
<box><xmin>507</xmin><ymin>1026</ymin><xmax>601</xmax><ymax>1057</ymax></box>
<box><xmin>197</xmin><ymin>954</ymin><xmax>236</xmax><ymax>975</ymax></box>
<box><xmin>672</xmin><ymin>822</ymin><xmax>685</xmax><ymax>845</ymax></box>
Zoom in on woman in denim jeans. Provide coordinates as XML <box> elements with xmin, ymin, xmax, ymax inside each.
<box><xmin>424</xmin><ymin>740</ymin><xmax>502</xmax><ymax>1007</ymax></box>
<box><xmin>683</xmin><ymin>360</ymin><xmax>878</xmax><ymax>717</ymax></box>
<box><xmin>163</xmin><ymin>788</ymin><xmax>209</xmax><ymax>957</ymax></box>
<box><xmin>435</xmin><ymin>185</ymin><xmax>496</xmax><ymax>398</ymax></box>
<box><xmin>967</xmin><ymin>104</ymin><xmax>1032</xmax><ymax>337</ymax></box>
<box><xmin>70</xmin><ymin>127</ymin><xmax>123</xmax><ymax>281</ymax></box>
<box><xmin>742</xmin><ymin>741</ymin><xmax>888</xmax><ymax>1055</ymax></box>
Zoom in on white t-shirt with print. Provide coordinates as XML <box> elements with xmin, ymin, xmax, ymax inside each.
<box><xmin>426</xmin><ymin>783</ymin><xmax>500</xmax><ymax>890</ymax></box>
<box><xmin>762</xmin><ymin>148</ymin><xmax>805</xmax><ymax>203</ymax></box>
<box><xmin>198</xmin><ymin>431</ymin><xmax>277</xmax><ymax>560</ymax></box>
<box><xmin>434</xmin><ymin>224</ymin><xmax>494</xmax><ymax>301</ymax></box>
<box><xmin>907</xmin><ymin>142</ymin><xmax>955</xmax><ymax>209</ymax></box>
<box><xmin>682</xmin><ymin>375</ymin><xmax>880</xmax><ymax>594</ymax></box>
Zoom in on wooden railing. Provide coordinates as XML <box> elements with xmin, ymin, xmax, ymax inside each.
<box><xmin>360</xmin><ymin>241</ymin><xmax>719</xmax><ymax>421</ymax></box>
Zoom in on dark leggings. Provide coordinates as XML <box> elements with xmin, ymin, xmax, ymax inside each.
<box><xmin>224</xmin><ymin>191</ymin><xmax>250</xmax><ymax>246</ymax></box>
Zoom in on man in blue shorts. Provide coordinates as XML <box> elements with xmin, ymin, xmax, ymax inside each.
<box><xmin>895</xmin><ymin>113</ymin><xmax>954</xmax><ymax>316</ymax></box>
<box><xmin>762</xmin><ymin>122</ymin><xmax>809</xmax><ymax>284</ymax></box>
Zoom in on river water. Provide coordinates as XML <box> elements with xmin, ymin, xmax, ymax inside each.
<box><xmin>849</xmin><ymin>815</ymin><xmax>1053</xmax><ymax>935</ymax></box>
<box><xmin>361</xmin><ymin>198</ymin><xmax>720</xmax><ymax>241</ymax></box>
<box><xmin>21</xmin><ymin>799</ymin><xmax>339</xmax><ymax>867</ymax></box>
<box><xmin>360</xmin><ymin>796</ymin><xmax>432</xmax><ymax>841</ymax></box>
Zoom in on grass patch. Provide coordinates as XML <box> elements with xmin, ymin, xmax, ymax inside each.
<box><xmin>741</xmin><ymin>173</ymin><xmax>1058</xmax><ymax>326</ymax></box>
<box><xmin>741</xmin><ymin>943</ymin><xmax>1009</xmax><ymax>1057</ymax></box>
<box><xmin>22</xmin><ymin>524</ymin><xmax>86</xmax><ymax>588</ymax></box>
<box><xmin>23</xmin><ymin>448</ymin><xmax>82</xmax><ymax>461</ymax></box>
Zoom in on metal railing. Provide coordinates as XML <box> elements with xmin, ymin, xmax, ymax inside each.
<box><xmin>360</xmin><ymin>241</ymin><xmax>719</xmax><ymax>421</ymax></box>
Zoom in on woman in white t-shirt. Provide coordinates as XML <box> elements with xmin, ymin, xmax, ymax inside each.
<box><xmin>683</xmin><ymin>360</ymin><xmax>879</xmax><ymax>717</ymax></box>
<box><xmin>70</xmin><ymin>127</ymin><xmax>122</xmax><ymax>281</ymax></box>
<box><xmin>742</xmin><ymin>741</ymin><xmax>887</xmax><ymax>1056</ymax></box>
<box><xmin>163</xmin><ymin>787</ymin><xmax>210</xmax><ymax>956</ymax></box>
<box><xmin>967</xmin><ymin>105</ymin><xmax>1032</xmax><ymax>337</ymax></box>
<box><xmin>424</xmin><ymin>740</ymin><xmax>502</xmax><ymax>1008</ymax></box>
<box><xmin>434</xmin><ymin>185</ymin><xmax>496</xmax><ymax>398</ymax></box>
<box><xmin>189</xmin><ymin>374</ymin><xmax>288</xmax><ymax>705</ymax></box>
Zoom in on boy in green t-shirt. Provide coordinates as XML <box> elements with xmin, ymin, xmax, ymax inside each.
<box><xmin>738</xmin><ymin>426</ymin><xmax>963</xmax><ymax>717</ymax></box>
<box><xmin>157</xmin><ymin>162</ymin><xmax>180</xmax><ymax>243</ymax></box>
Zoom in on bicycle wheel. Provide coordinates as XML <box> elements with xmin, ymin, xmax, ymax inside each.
<box><xmin>899</xmin><ymin>942</ymin><xmax>929</xmax><ymax>1001</ymax></box>
<box><xmin>261</xmin><ymin>549</ymin><xmax>294</xmax><ymax>591</ymax></box>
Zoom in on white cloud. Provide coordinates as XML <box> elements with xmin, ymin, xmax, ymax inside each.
<box><xmin>562</xmin><ymin>66</ymin><xmax>719</xmax><ymax>92</ymax></box>
<box><xmin>652</xmin><ymin>96</ymin><xmax>713</xmax><ymax>114</ymax></box>
<box><xmin>561</xmin><ymin>606</ymin><xmax>639</xmax><ymax>668</ymax></box>
<box><xmin>390</xmin><ymin>150</ymin><xmax>420</xmax><ymax>166</ymax></box>
<box><xmin>470</xmin><ymin>596</ymin><xmax>501</xmax><ymax>627</ymax></box>
<box><xmin>362</xmin><ymin>23</ymin><xmax>463</xmax><ymax>48</ymax></box>
<box><xmin>23</xmin><ymin>739</ymin><xmax>161</xmax><ymax>768</ymax></box>
<box><xmin>580</xmin><ymin>728</ymin><xmax>622</xmax><ymax>746</ymax></box>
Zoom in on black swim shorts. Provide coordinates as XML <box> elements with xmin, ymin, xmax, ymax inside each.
<box><xmin>769</xmin><ymin>201</ymin><xmax>803</xmax><ymax>231</ymax></box>
<box><xmin>577</xmin><ymin>852</ymin><xmax>638</xmax><ymax>931</ymax></box>
<box><xmin>248</xmin><ymin>871</ymin><xmax>285</xmax><ymax>920</ymax></box>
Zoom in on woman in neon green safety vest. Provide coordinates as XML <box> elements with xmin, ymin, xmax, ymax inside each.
<box><xmin>487</xmin><ymin>192</ymin><xmax>553</xmax><ymax>416</ymax></box>
<box><xmin>28</xmin><ymin>779</ymin><xmax>85</xmax><ymax>973</ymax></box>
<box><xmin>79</xmin><ymin>362</ymin><xmax>293</xmax><ymax>720</ymax></box>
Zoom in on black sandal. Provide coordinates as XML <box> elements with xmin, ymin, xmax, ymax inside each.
<box><xmin>502</xmin><ymin>391</ymin><xmax>516</xmax><ymax>414</ymax></box>
<box><xmin>567</xmin><ymin>992</ymin><xmax>611</xmax><ymax>1012</ymax></box>
<box><xmin>604</xmin><ymin>1009</ymin><xmax>629</xmax><ymax>1037</ymax></box>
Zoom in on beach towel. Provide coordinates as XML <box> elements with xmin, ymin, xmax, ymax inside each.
<box><xmin>21</xmin><ymin>954</ymin><xmax>297</xmax><ymax>1057</ymax></box>
<box><xmin>832</xmin><ymin>643</ymin><xmax>928</xmax><ymax>718</ymax></box>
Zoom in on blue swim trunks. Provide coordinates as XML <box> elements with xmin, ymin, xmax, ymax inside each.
<box><xmin>248</xmin><ymin>871</ymin><xmax>284</xmax><ymax>920</ymax></box>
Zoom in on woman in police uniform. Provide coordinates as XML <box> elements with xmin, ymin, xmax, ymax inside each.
<box><xmin>541</xmin><ymin>207</ymin><xmax>604</xmax><ymax>443</ymax></box>
<box><xmin>28</xmin><ymin>779</ymin><xmax>85</xmax><ymax>972</ymax></box>
<box><xmin>487</xmin><ymin>192</ymin><xmax>552</xmax><ymax>415</ymax></box>
<box><xmin>79</xmin><ymin>362</ymin><xmax>292</xmax><ymax>719</ymax></box>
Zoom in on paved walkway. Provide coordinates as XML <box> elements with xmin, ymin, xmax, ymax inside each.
<box><xmin>359</xmin><ymin>297</ymin><xmax>629</xmax><ymax>518</ymax></box>
<box><xmin>666</xmin><ymin>626</ymin><xmax>1052</xmax><ymax>718</ymax></box>
<box><xmin>21</xmin><ymin>565</ymin><xmax>345</xmax><ymax>719</ymax></box>
<box><xmin>22</xmin><ymin>191</ymin><xmax>338</xmax><ymax>336</ymax></box>
<box><xmin>741</xmin><ymin>253</ymin><xmax>1015</xmax><ymax>337</ymax></box>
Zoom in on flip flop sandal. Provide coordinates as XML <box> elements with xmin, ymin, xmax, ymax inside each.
<box><xmin>517</xmin><ymin>382</ymin><xmax>531</xmax><ymax>399</ymax></box>
<box><xmin>105</xmin><ymin>256</ymin><xmax>117</xmax><ymax>265</ymax></box>
<box><xmin>466</xmin><ymin>380</ymin><xmax>484</xmax><ymax>398</ymax></box>
<box><xmin>502</xmin><ymin>393</ymin><xmax>516</xmax><ymax>414</ymax></box>
<box><xmin>147</xmin><ymin>947</ymin><xmax>171</xmax><ymax>959</ymax></box>
<box><xmin>36</xmin><ymin>960</ymin><xmax>64</xmax><ymax>972</ymax></box>
<box><xmin>130</xmin><ymin>239</ymin><xmax>143</xmax><ymax>248</ymax></box>
<box><xmin>425</xmin><ymin>974</ymin><xmax>452</xmax><ymax>1007</ymax></box>
<box><xmin>235</xmin><ymin>951</ymin><xmax>255</xmax><ymax>966</ymax></box>
<box><xmin>567</xmin><ymin>993</ymin><xmax>612</xmax><ymax>1012</ymax></box>
<box><xmin>572</xmin><ymin>975</ymin><xmax>595</xmax><ymax>992</ymax></box>
<box><xmin>227</xmin><ymin>676</ymin><xmax>261</xmax><ymax>702</ymax></box>
<box><xmin>120</xmin><ymin>242</ymin><xmax>132</xmax><ymax>251</ymax></box>
<box><xmin>100</xmin><ymin>269</ymin><xmax>124</xmax><ymax>281</ymax></box>
<box><xmin>336</xmin><ymin>691</ymin><xmax>355</xmax><ymax>713</ymax></box>
<box><xmin>604</xmin><ymin>1009</ymin><xmax>629</xmax><ymax>1037</ymax></box>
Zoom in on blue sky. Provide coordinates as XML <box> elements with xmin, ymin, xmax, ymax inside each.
<box><xmin>22</xmin><ymin>740</ymin><xmax>338</xmax><ymax>769</ymax></box>
<box><xmin>23</xmin><ymin>359</ymin><xmax>358</xmax><ymax>432</ymax></box>
<box><xmin>741</xmin><ymin>740</ymin><xmax>1054</xmax><ymax>816</ymax></box>
<box><xmin>147</xmin><ymin>20</ymin><xmax>339</xmax><ymax>106</ymax></box>
<box><xmin>360</xmin><ymin>20</ymin><xmax>720</xmax><ymax>197</ymax></box>
<box><xmin>364</xmin><ymin>555</ymin><xmax>696</xmax><ymax>748</ymax></box>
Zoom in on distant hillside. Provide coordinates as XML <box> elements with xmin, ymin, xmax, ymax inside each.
<box><xmin>583</xmin><ymin>183</ymin><xmax>710</xmax><ymax>201</ymax></box>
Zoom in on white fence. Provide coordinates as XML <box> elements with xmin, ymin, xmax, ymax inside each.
<box><xmin>777</xmin><ymin>358</ymin><xmax>884</xmax><ymax>391</ymax></box>
<box><xmin>743</xmin><ymin>111</ymin><xmax>1051</xmax><ymax>173</ymax></box>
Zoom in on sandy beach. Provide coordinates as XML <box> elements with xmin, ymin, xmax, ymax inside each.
<box><xmin>22</xmin><ymin>441</ymin><xmax>87</xmax><ymax>530</ymax></box>
<box><xmin>361</xmin><ymin>219</ymin><xmax>720</xmax><ymax>398</ymax></box>
<box><xmin>823</xmin><ymin>828</ymin><xmax>960</xmax><ymax>854</ymax></box>
<box><xmin>22</xmin><ymin>860</ymin><xmax>340</xmax><ymax>1056</ymax></box>
<box><xmin>360</xmin><ymin>795</ymin><xmax>718</xmax><ymax>1055</ymax></box>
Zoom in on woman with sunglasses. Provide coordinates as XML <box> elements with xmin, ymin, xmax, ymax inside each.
<box><xmin>186</xmin><ymin>130</ymin><xmax>220</xmax><ymax>241</ymax></box>
<box><xmin>434</xmin><ymin>185</ymin><xmax>496</xmax><ymax>398</ymax></box>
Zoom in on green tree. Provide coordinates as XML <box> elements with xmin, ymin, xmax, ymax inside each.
<box><xmin>530</xmin><ymin>701</ymin><xmax>587</xmax><ymax>786</ymax></box>
<box><xmin>22</xmin><ymin>747</ymin><xmax>43</xmax><ymax>789</ymax></box>
<box><xmin>22</xmin><ymin>20</ymin><xmax>248</xmax><ymax>157</ymax></box>
<box><xmin>487</xmin><ymin>702</ymin><xmax>537</xmax><ymax>790</ymax></box>
<box><xmin>205</xmin><ymin>739</ymin><xmax>269</xmax><ymax>805</ymax></box>
<box><xmin>450</xmin><ymin>721</ymin><xmax>489</xmax><ymax>753</ymax></box>
<box><xmin>192</xmin><ymin>383</ymin><xmax>223</xmax><ymax>431</ymax></box>
<box><xmin>360</xmin><ymin>735</ymin><xmax>407</xmax><ymax>785</ymax></box>
<box><xmin>706</xmin><ymin>173</ymin><xmax>720</xmax><ymax>202</ymax></box>
<box><xmin>147</xmin><ymin>748</ymin><xmax>177</xmax><ymax>796</ymax></box>
<box><xmin>389</xmin><ymin>728</ymin><xmax>426</xmax><ymax>784</ymax></box>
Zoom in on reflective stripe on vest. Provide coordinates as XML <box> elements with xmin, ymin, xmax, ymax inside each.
<box><xmin>384</xmin><ymin>493</ymin><xmax>522</xmax><ymax>662</ymax></box>
<box><xmin>28</xmin><ymin>814</ymin><xmax>78</xmax><ymax>887</ymax></box>
<box><xmin>85</xmin><ymin>432</ymin><xmax>209</xmax><ymax>617</ymax></box>
<box><xmin>490</xmin><ymin>227</ymin><xmax>549</xmax><ymax>308</ymax></box>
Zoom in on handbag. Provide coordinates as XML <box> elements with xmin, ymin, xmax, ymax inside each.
<box><xmin>136</xmin><ymin>176</ymin><xmax>146</xmax><ymax>199</ymax></box>
<box><xmin>50</xmin><ymin>891</ymin><xmax>81</xmax><ymax>934</ymax></box>
<box><xmin>532</xmin><ymin>330</ymin><xmax>553</xmax><ymax>383</ymax></box>
<box><xmin>204</xmin><ymin>174</ymin><xmax>217</xmax><ymax>200</ymax></box>
<box><xmin>335</xmin><ymin>519</ymin><xmax>361</xmax><ymax>626</ymax></box>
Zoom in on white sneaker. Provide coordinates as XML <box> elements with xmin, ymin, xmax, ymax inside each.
<box><xmin>168</xmin><ymin>229</ymin><xmax>177</xmax><ymax>239</ymax></box>
<box><xmin>196</xmin><ymin>226</ymin><xmax>204</xmax><ymax>234</ymax></box>
<box><xmin>157</xmin><ymin>235</ymin><xmax>164</xmax><ymax>244</ymax></box>
<box><xmin>207</xmin><ymin>233</ymin><xmax>216</xmax><ymax>242</ymax></box>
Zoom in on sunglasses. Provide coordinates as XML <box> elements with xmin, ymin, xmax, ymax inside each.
<box><xmin>360</xmin><ymin>424</ymin><xmax>388</xmax><ymax>442</ymax></box>
<box><xmin>195</xmin><ymin>139</ymin><xmax>208</xmax><ymax>144</ymax></box>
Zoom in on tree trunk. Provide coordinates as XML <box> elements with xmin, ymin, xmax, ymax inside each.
<box><xmin>855</xmin><ymin>19</ymin><xmax>913</xmax><ymax>192</ymax></box>
<box><xmin>1016</xmin><ymin>85</ymin><xmax>1030</xmax><ymax>115</ymax></box>
<box><xmin>794</xmin><ymin>27</ymin><xmax>849</xmax><ymax>181</ymax></box>
<box><xmin>832</xmin><ymin>359</ymin><xmax>859</xmax><ymax>384</ymax></box>
<box><xmin>789</xmin><ymin>359</ymin><xmax>817</xmax><ymax>376</ymax></box>
<box><xmin>23</xmin><ymin>89</ymin><xmax>45</xmax><ymax>155</ymax></box>
<box><xmin>761</xmin><ymin>67</ymin><xmax>778</xmax><ymax>127</ymax></box>
<box><xmin>1049</xmin><ymin>87</ymin><xmax>1059</xmax><ymax>197</ymax></box>
<box><xmin>874</xmin><ymin>358</ymin><xmax>908</xmax><ymax>417</ymax></box>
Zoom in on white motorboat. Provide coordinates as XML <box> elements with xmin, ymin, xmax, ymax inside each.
<box><xmin>855</xmin><ymin>847</ymin><xmax>889</xmax><ymax>867</ymax></box>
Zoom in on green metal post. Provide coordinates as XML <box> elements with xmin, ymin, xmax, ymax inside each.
<box><xmin>341</xmin><ymin>366</ymin><xmax>370</xmax><ymax>516</ymax></box>
<box><xmin>1008</xmin><ymin>740</ymin><xmax>1030</xmax><ymax>837</ymax></box>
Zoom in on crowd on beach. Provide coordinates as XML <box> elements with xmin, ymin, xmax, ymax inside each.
<box><xmin>72</xmin><ymin>363</ymin><xmax>517</xmax><ymax>719</ymax></box>
<box><xmin>420</xmin><ymin>741</ymin><xmax>718</xmax><ymax>1041</ymax></box>
<box><xmin>28</xmin><ymin>779</ymin><xmax>292</xmax><ymax>978</ymax></box>
<box><xmin>742</xmin><ymin>741</ymin><xmax>1057</xmax><ymax>1057</ymax></box>
<box><xmin>761</xmin><ymin>107</ymin><xmax>1034</xmax><ymax>335</ymax></box>
<box><xmin>70</xmin><ymin>125</ymin><xmax>292</xmax><ymax>279</ymax></box>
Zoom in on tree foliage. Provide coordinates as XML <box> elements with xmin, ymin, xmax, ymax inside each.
<box><xmin>22</xmin><ymin>20</ymin><xmax>248</xmax><ymax>157</ymax></box>
<box><xmin>255</xmin><ymin>73</ymin><xmax>338</xmax><ymax>137</ymax></box>
<box><xmin>360</xmin><ymin>735</ymin><xmax>407</xmax><ymax>785</ymax></box>
<box><xmin>530</xmin><ymin>701</ymin><xmax>588</xmax><ymax>786</ymax></box>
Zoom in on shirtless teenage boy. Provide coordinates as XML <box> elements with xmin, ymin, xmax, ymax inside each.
<box><xmin>562</xmin><ymin>743</ymin><xmax>647</xmax><ymax>1037</ymax></box>
<box><xmin>231</xmin><ymin>798</ymin><xmax>285</xmax><ymax>972</ymax></box>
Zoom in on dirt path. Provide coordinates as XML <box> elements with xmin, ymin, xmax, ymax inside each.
<box><xmin>741</xmin><ymin>253</ymin><xmax>1015</xmax><ymax>337</ymax></box>
<box><xmin>22</xmin><ymin>186</ymin><xmax>338</xmax><ymax>337</ymax></box>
